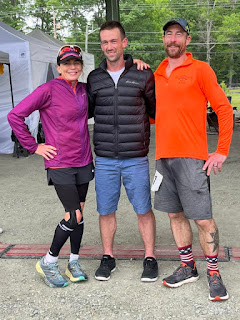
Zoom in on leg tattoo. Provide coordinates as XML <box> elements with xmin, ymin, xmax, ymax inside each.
<box><xmin>207</xmin><ymin>227</ymin><xmax>219</xmax><ymax>253</ymax></box>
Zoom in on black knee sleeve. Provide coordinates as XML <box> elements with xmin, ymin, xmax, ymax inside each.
<box><xmin>59</xmin><ymin>217</ymin><xmax>75</xmax><ymax>232</ymax></box>
<box><xmin>68</xmin><ymin>210</ymin><xmax>79</xmax><ymax>228</ymax></box>
<box><xmin>60</xmin><ymin>210</ymin><xmax>83</xmax><ymax>231</ymax></box>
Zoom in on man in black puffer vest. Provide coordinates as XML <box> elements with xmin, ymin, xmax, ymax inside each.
<box><xmin>87</xmin><ymin>21</ymin><xmax>158</xmax><ymax>282</ymax></box>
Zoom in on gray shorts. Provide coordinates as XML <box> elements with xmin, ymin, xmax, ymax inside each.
<box><xmin>154</xmin><ymin>158</ymin><xmax>212</xmax><ymax>220</ymax></box>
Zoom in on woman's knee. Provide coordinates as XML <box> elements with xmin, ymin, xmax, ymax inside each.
<box><xmin>64</xmin><ymin>209</ymin><xmax>82</xmax><ymax>225</ymax></box>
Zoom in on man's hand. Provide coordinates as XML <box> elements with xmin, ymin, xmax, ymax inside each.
<box><xmin>35</xmin><ymin>144</ymin><xmax>57</xmax><ymax>160</ymax></box>
<box><xmin>133</xmin><ymin>59</ymin><xmax>150</xmax><ymax>70</ymax></box>
<box><xmin>202</xmin><ymin>152</ymin><xmax>227</xmax><ymax>176</ymax></box>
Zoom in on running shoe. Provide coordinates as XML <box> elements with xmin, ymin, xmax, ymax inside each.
<box><xmin>95</xmin><ymin>255</ymin><xmax>116</xmax><ymax>281</ymax></box>
<box><xmin>65</xmin><ymin>260</ymin><xmax>88</xmax><ymax>282</ymax></box>
<box><xmin>162</xmin><ymin>261</ymin><xmax>199</xmax><ymax>288</ymax></box>
<box><xmin>207</xmin><ymin>270</ymin><xmax>229</xmax><ymax>301</ymax></box>
<box><xmin>36</xmin><ymin>257</ymin><xmax>68</xmax><ymax>288</ymax></box>
<box><xmin>141</xmin><ymin>257</ymin><xmax>159</xmax><ymax>282</ymax></box>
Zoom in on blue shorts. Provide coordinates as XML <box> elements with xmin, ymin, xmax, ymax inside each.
<box><xmin>95</xmin><ymin>156</ymin><xmax>152</xmax><ymax>215</ymax></box>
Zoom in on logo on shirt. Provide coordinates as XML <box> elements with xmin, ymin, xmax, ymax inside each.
<box><xmin>176</xmin><ymin>75</ymin><xmax>192</xmax><ymax>84</ymax></box>
<box><xmin>125</xmin><ymin>80</ymin><xmax>139</xmax><ymax>85</ymax></box>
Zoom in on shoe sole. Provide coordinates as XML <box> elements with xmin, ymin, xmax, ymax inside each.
<box><xmin>95</xmin><ymin>267</ymin><xmax>116</xmax><ymax>281</ymax></box>
<box><xmin>209</xmin><ymin>293</ymin><xmax>229</xmax><ymax>301</ymax></box>
<box><xmin>65</xmin><ymin>268</ymin><xmax>88</xmax><ymax>282</ymax></box>
<box><xmin>208</xmin><ymin>284</ymin><xmax>229</xmax><ymax>301</ymax></box>
<box><xmin>141</xmin><ymin>276</ymin><xmax>158</xmax><ymax>282</ymax></box>
<box><xmin>162</xmin><ymin>275</ymin><xmax>199</xmax><ymax>288</ymax></box>
<box><xmin>35</xmin><ymin>261</ymin><xmax>68</xmax><ymax>288</ymax></box>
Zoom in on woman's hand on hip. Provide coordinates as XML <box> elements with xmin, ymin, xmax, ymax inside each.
<box><xmin>35</xmin><ymin>144</ymin><xmax>57</xmax><ymax>160</ymax></box>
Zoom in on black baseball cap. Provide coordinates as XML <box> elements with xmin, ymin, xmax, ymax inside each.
<box><xmin>163</xmin><ymin>18</ymin><xmax>190</xmax><ymax>35</ymax></box>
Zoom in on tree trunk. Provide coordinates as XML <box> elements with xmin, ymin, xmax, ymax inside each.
<box><xmin>228</xmin><ymin>47</ymin><xmax>234</xmax><ymax>88</ymax></box>
<box><xmin>206</xmin><ymin>0</ymin><xmax>216</xmax><ymax>65</ymax></box>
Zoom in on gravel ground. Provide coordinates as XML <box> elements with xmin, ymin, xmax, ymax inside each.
<box><xmin>0</xmin><ymin>259</ymin><xmax>239</xmax><ymax>320</ymax></box>
<box><xmin>0</xmin><ymin>119</ymin><xmax>240</xmax><ymax>319</ymax></box>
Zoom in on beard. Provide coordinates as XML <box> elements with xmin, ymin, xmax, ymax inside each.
<box><xmin>105</xmin><ymin>50</ymin><xmax>121</xmax><ymax>63</ymax></box>
<box><xmin>164</xmin><ymin>43</ymin><xmax>185</xmax><ymax>58</ymax></box>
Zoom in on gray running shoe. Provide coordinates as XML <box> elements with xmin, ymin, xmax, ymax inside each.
<box><xmin>36</xmin><ymin>257</ymin><xmax>68</xmax><ymax>288</ymax></box>
<box><xmin>162</xmin><ymin>262</ymin><xmax>199</xmax><ymax>288</ymax></box>
<box><xmin>65</xmin><ymin>260</ymin><xmax>88</xmax><ymax>282</ymax></box>
<box><xmin>207</xmin><ymin>270</ymin><xmax>229</xmax><ymax>301</ymax></box>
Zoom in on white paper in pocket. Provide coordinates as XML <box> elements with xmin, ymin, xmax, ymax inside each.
<box><xmin>151</xmin><ymin>170</ymin><xmax>163</xmax><ymax>192</ymax></box>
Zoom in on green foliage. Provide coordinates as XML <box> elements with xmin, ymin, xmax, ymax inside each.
<box><xmin>220</xmin><ymin>81</ymin><xmax>231</xmax><ymax>96</ymax></box>
<box><xmin>0</xmin><ymin>0</ymin><xmax>27</xmax><ymax>30</ymax></box>
<box><xmin>1</xmin><ymin>0</ymin><xmax>240</xmax><ymax>85</ymax></box>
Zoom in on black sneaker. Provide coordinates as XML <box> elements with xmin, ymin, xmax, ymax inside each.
<box><xmin>141</xmin><ymin>257</ymin><xmax>158</xmax><ymax>282</ymax></box>
<box><xmin>95</xmin><ymin>255</ymin><xmax>116</xmax><ymax>281</ymax></box>
<box><xmin>162</xmin><ymin>262</ymin><xmax>199</xmax><ymax>288</ymax></box>
<box><xmin>207</xmin><ymin>270</ymin><xmax>229</xmax><ymax>301</ymax></box>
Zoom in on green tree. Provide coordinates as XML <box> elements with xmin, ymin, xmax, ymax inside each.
<box><xmin>216</xmin><ymin>9</ymin><xmax>240</xmax><ymax>87</ymax></box>
<box><xmin>0</xmin><ymin>0</ymin><xmax>27</xmax><ymax>30</ymax></box>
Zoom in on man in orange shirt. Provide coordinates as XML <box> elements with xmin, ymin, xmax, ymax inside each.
<box><xmin>154</xmin><ymin>18</ymin><xmax>233</xmax><ymax>301</ymax></box>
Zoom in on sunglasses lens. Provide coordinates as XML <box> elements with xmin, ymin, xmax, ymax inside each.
<box><xmin>58</xmin><ymin>45</ymin><xmax>81</xmax><ymax>56</ymax></box>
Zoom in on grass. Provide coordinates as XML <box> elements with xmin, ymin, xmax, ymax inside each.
<box><xmin>229</xmin><ymin>90</ymin><xmax>240</xmax><ymax>110</ymax></box>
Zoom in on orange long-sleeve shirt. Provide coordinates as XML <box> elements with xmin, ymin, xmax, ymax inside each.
<box><xmin>154</xmin><ymin>53</ymin><xmax>233</xmax><ymax>161</ymax></box>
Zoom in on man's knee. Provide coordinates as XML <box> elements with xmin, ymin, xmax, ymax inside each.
<box><xmin>137</xmin><ymin>209</ymin><xmax>155</xmax><ymax>220</ymax></box>
<box><xmin>168</xmin><ymin>211</ymin><xmax>185</xmax><ymax>220</ymax></box>
<box><xmin>195</xmin><ymin>218</ymin><xmax>216</xmax><ymax>230</ymax></box>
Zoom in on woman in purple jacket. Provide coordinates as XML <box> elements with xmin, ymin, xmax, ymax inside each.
<box><xmin>8</xmin><ymin>45</ymin><xmax>94</xmax><ymax>288</ymax></box>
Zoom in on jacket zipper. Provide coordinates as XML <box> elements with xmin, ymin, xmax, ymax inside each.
<box><xmin>102</xmin><ymin>68</ymin><xmax>127</xmax><ymax>158</ymax></box>
<box><xmin>114</xmin><ymin>83</ymin><xmax>118</xmax><ymax>157</ymax></box>
<box><xmin>114</xmin><ymin>70</ymin><xmax>128</xmax><ymax>157</ymax></box>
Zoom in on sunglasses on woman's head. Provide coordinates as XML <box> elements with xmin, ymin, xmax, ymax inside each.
<box><xmin>58</xmin><ymin>45</ymin><xmax>82</xmax><ymax>57</ymax></box>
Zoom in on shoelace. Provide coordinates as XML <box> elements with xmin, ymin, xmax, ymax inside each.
<box><xmin>145</xmin><ymin>260</ymin><xmax>153</xmax><ymax>269</ymax></box>
<box><xmin>48</xmin><ymin>264</ymin><xmax>62</xmax><ymax>279</ymax></box>
<box><xmin>145</xmin><ymin>259</ymin><xmax>155</xmax><ymax>267</ymax></box>
<box><xmin>70</xmin><ymin>261</ymin><xmax>82</xmax><ymax>272</ymax></box>
<box><xmin>100</xmin><ymin>257</ymin><xmax>112</xmax><ymax>268</ymax></box>
<box><xmin>209</xmin><ymin>272</ymin><xmax>221</xmax><ymax>284</ymax></box>
<box><xmin>175</xmin><ymin>263</ymin><xmax>191</xmax><ymax>274</ymax></box>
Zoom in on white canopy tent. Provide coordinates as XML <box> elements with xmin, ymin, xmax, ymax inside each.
<box><xmin>27</xmin><ymin>29</ymin><xmax>95</xmax><ymax>125</ymax></box>
<box><xmin>0</xmin><ymin>21</ymin><xmax>60</xmax><ymax>154</ymax></box>
<box><xmin>27</xmin><ymin>29</ymin><xmax>95</xmax><ymax>84</ymax></box>
<box><xmin>0</xmin><ymin>22</ymin><xmax>95</xmax><ymax>154</ymax></box>
<box><xmin>0</xmin><ymin>50</ymin><xmax>15</xmax><ymax>153</ymax></box>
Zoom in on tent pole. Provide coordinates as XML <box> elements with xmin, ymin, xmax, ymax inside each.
<box><xmin>8</xmin><ymin>63</ymin><xmax>14</xmax><ymax>108</ymax></box>
<box><xmin>7</xmin><ymin>63</ymin><xmax>20</xmax><ymax>157</ymax></box>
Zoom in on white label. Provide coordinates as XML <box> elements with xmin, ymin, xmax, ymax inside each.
<box><xmin>151</xmin><ymin>170</ymin><xmax>163</xmax><ymax>191</ymax></box>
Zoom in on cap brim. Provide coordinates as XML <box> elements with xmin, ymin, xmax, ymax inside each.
<box><xmin>163</xmin><ymin>20</ymin><xmax>189</xmax><ymax>34</ymax></box>
<box><xmin>59</xmin><ymin>54</ymin><xmax>82</xmax><ymax>64</ymax></box>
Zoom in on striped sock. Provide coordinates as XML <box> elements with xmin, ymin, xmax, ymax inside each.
<box><xmin>205</xmin><ymin>255</ymin><xmax>219</xmax><ymax>273</ymax></box>
<box><xmin>178</xmin><ymin>245</ymin><xmax>194</xmax><ymax>268</ymax></box>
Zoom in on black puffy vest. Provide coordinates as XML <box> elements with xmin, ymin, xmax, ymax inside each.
<box><xmin>87</xmin><ymin>54</ymin><xmax>156</xmax><ymax>158</ymax></box>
